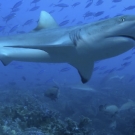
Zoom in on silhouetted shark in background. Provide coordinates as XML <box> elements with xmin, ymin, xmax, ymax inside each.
<box><xmin>0</xmin><ymin>11</ymin><xmax>135</xmax><ymax>83</ymax></box>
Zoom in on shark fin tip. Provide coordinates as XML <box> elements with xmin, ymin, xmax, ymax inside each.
<box><xmin>82</xmin><ymin>78</ymin><xmax>88</xmax><ymax>83</ymax></box>
<box><xmin>70</xmin><ymin>60</ymin><xmax>94</xmax><ymax>84</ymax></box>
<box><xmin>1</xmin><ymin>60</ymin><xmax>11</xmax><ymax>66</ymax></box>
<box><xmin>78</xmin><ymin>71</ymin><xmax>88</xmax><ymax>83</ymax></box>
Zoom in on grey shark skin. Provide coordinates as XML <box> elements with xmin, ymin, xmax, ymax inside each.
<box><xmin>0</xmin><ymin>11</ymin><xmax>135</xmax><ymax>83</ymax></box>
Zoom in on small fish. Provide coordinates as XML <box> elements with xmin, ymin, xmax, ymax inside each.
<box><xmin>30</xmin><ymin>0</ymin><xmax>40</xmax><ymax>4</ymax></box>
<box><xmin>58</xmin><ymin>0</ymin><xmax>63</xmax><ymax>2</ymax></box>
<box><xmin>76</xmin><ymin>21</ymin><xmax>83</xmax><ymax>25</ymax></box>
<box><xmin>3</xmin><ymin>13</ymin><xmax>16</xmax><ymax>23</ymax></box>
<box><xmin>103</xmin><ymin>68</ymin><xmax>116</xmax><ymax>74</ymax></box>
<box><xmin>109</xmin><ymin>75</ymin><xmax>124</xmax><ymax>80</ymax></box>
<box><xmin>71</xmin><ymin>19</ymin><xmax>76</xmax><ymax>23</ymax></box>
<box><xmin>17</xmin><ymin>31</ymin><xmax>26</xmax><ymax>33</ymax></box>
<box><xmin>123</xmin><ymin>5</ymin><xmax>135</xmax><ymax>11</ymax></box>
<box><xmin>4</xmin><ymin>13</ymin><xmax>16</xmax><ymax>19</ymax></box>
<box><xmin>96</xmin><ymin>0</ymin><xmax>103</xmax><ymax>6</ymax></box>
<box><xmin>9</xmin><ymin>25</ymin><xmax>18</xmax><ymax>33</ymax></box>
<box><xmin>11</xmin><ymin>8</ymin><xmax>20</xmax><ymax>12</ymax></box>
<box><xmin>114</xmin><ymin>13</ymin><xmax>124</xmax><ymax>17</ymax></box>
<box><xmin>112</xmin><ymin>0</ymin><xmax>122</xmax><ymax>2</ymax></box>
<box><xmin>123</xmin><ymin>56</ymin><xmax>132</xmax><ymax>60</ymax></box>
<box><xmin>83</xmin><ymin>11</ymin><xmax>94</xmax><ymax>19</ymax></box>
<box><xmin>100</xmin><ymin>66</ymin><xmax>107</xmax><ymax>70</ymax></box>
<box><xmin>49</xmin><ymin>10</ymin><xmax>55</xmax><ymax>14</ymax></box>
<box><xmin>108</xmin><ymin>68</ymin><xmax>117</xmax><ymax>73</ymax></box>
<box><xmin>85</xmin><ymin>0</ymin><xmax>93</xmax><ymax>8</ymax></box>
<box><xmin>29</xmin><ymin>6</ymin><xmax>39</xmax><ymax>11</ymax></box>
<box><xmin>87</xmin><ymin>0</ymin><xmax>93</xmax><ymax>2</ymax></box>
<box><xmin>59</xmin><ymin>20</ymin><xmax>69</xmax><ymax>26</ymax></box>
<box><xmin>119</xmin><ymin>100</ymin><xmax>135</xmax><ymax>112</ymax></box>
<box><xmin>44</xmin><ymin>86</ymin><xmax>59</xmax><ymax>100</ymax></box>
<box><xmin>93</xmin><ymin>67</ymin><xmax>100</xmax><ymax>71</ymax></box>
<box><xmin>121</xmin><ymin>61</ymin><xmax>131</xmax><ymax>67</ymax></box>
<box><xmin>11</xmin><ymin>0</ymin><xmax>23</xmax><ymax>10</ymax></box>
<box><xmin>103</xmin><ymin>69</ymin><xmax>111</xmax><ymax>74</ymax></box>
<box><xmin>110</xmin><ymin>5</ymin><xmax>116</xmax><ymax>9</ymax></box>
<box><xmin>72</xmin><ymin>2</ymin><xmax>80</xmax><ymax>7</ymax></box>
<box><xmin>59</xmin><ymin>67</ymin><xmax>70</xmax><ymax>72</ymax></box>
<box><xmin>99</xmin><ymin>15</ymin><xmax>109</xmax><ymax>20</ymax></box>
<box><xmin>99</xmin><ymin>104</ymin><xmax>119</xmax><ymax>117</ymax></box>
<box><xmin>22</xmin><ymin>76</ymin><xmax>26</xmax><ymax>81</ymax></box>
<box><xmin>63</xmin><ymin>15</ymin><xmax>68</xmax><ymax>19</ymax></box>
<box><xmin>22</xmin><ymin>19</ymin><xmax>33</xmax><ymax>26</ymax></box>
<box><xmin>116</xmin><ymin>67</ymin><xmax>125</xmax><ymax>71</ymax></box>
<box><xmin>54</xmin><ymin>3</ymin><xmax>69</xmax><ymax>8</ymax></box>
<box><xmin>14</xmin><ymin>65</ymin><xmax>23</xmax><ymax>69</ymax></box>
<box><xmin>94</xmin><ymin>11</ymin><xmax>104</xmax><ymax>17</ymax></box>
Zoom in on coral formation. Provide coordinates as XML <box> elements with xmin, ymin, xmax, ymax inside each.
<box><xmin>0</xmin><ymin>87</ymin><xmax>92</xmax><ymax>135</ymax></box>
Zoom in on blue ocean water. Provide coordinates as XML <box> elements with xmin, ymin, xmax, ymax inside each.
<box><xmin>0</xmin><ymin>0</ymin><xmax>135</xmax><ymax>134</ymax></box>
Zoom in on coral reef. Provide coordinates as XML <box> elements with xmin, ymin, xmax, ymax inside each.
<box><xmin>0</xmin><ymin>87</ymin><xmax>92</xmax><ymax>135</ymax></box>
<box><xmin>0</xmin><ymin>103</ymin><xmax>92</xmax><ymax>135</ymax></box>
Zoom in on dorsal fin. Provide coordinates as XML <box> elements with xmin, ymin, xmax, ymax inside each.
<box><xmin>34</xmin><ymin>11</ymin><xmax>58</xmax><ymax>31</ymax></box>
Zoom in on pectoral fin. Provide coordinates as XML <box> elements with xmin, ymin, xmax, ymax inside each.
<box><xmin>1</xmin><ymin>59</ymin><xmax>11</xmax><ymax>66</ymax></box>
<box><xmin>69</xmin><ymin>59</ymin><xmax>94</xmax><ymax>83</ymax></box>
<box><xmin>0</xmin><ymin>48</ymin><xmax>12</xmax><ymax>66</ymax></box>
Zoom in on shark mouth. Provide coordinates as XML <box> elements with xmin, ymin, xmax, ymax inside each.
<box><xmin>107</xmin><ymin>35</ymin><xmax>135</xmax><ymax>41</ymax></box>
<box><xmin>120</xmin><ymin>35</ymin><xmax>135</xmax><ymax>40</ymax></box>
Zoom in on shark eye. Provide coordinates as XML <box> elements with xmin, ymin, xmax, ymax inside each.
<box><xmin>121</xmin><ymin>17</ymin><xmax>125</xmax><ymax>22</ymax></box>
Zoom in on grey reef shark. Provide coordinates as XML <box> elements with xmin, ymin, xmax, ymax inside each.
<box><xmin>0</xmin><ymin>11</ymin><xmax>135</xmax><ymax>83</ymax></box>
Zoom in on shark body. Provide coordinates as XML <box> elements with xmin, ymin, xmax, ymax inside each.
<box><xmin>0</xmin><ymin>11</ymin><xmax>135</xmax><ymax>83</ymax></box>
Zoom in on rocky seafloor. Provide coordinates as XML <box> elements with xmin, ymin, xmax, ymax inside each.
<box><xmin>0</xmin><ymin>84</ymin><xmax>93</xmax><ymax>135</ymax></box>
<box><xmin>0</xmin><ymin>81</ymin><xmax>135</xmax><ymax>135</ymax></box>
